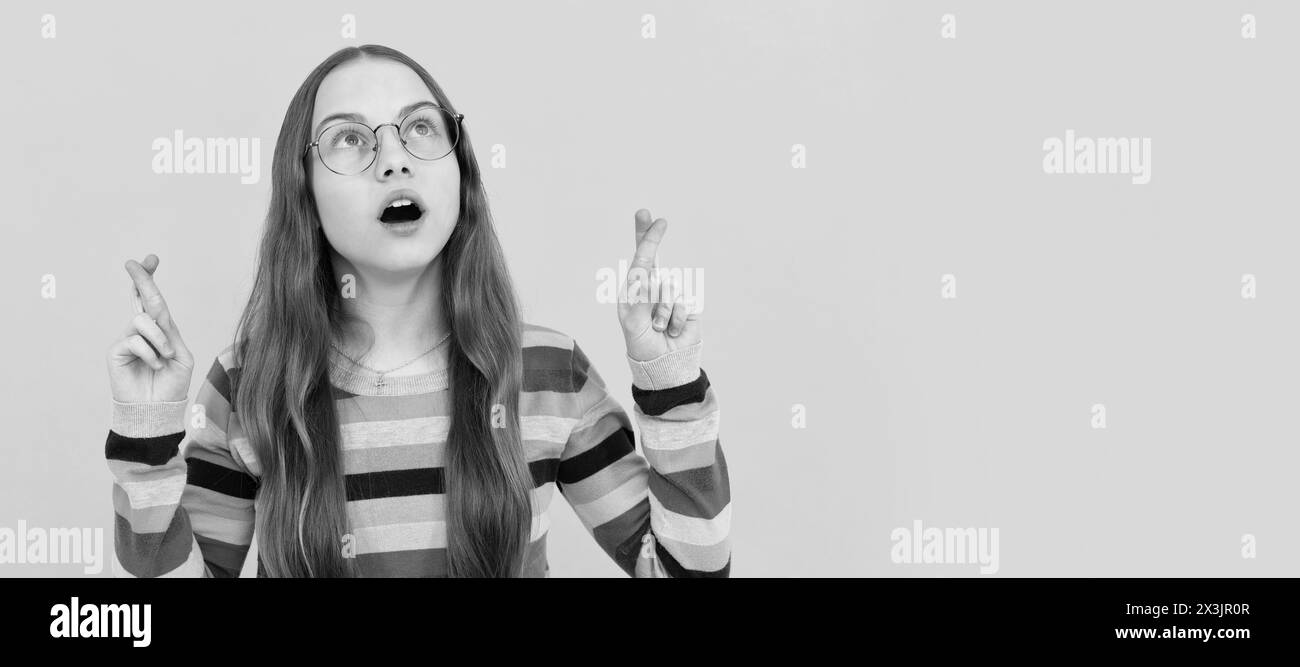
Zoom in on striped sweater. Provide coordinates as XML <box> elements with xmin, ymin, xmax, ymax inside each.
<box><xmin>104</xmin><ymin>323</ymin><xmax>730</xmax><ymax>577</ymax></box>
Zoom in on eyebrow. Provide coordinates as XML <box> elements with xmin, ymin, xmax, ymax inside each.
<box><xmin>313</xmin><ymin>100</ymin><xmax>439</xmax><ymax>137</ymax></box>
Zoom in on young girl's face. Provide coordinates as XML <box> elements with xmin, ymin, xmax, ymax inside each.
<box><xmin>309</xmin><ymin>57</ymin><xmax>461</xmax><ymax>275</ymax></box>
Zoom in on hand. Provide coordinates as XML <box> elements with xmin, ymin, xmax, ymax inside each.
<box><xmin>106</xmin><ymin>254</ymin><xmax>196</xmax><ymax>403</ymax></box>
<box><xmin>618</xmin><ymin>209</ymin><xmax>703</xmax><ymax>362</ymax></box>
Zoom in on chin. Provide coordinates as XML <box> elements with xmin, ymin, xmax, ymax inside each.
<box><xmin>377</xmin><ymin>242</ymin><xmax>443</xmax><ymax>271</ymax></box>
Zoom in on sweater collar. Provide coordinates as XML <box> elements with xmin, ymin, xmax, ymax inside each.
<box><xmin>326</xmin><ymin>345</ymin><xmax>451</xmax><ymax>397</ymax></box>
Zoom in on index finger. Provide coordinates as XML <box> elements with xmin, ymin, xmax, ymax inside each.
<box><xmin>128</xmin><ymin>255</ymin><xmax>159</xmax><ymax>314</ymax></box>
<box><xmin>631</xmin><ymin>209</ymin><xmax>666</xmax><ymax>272</ymax></box>
<box><xmin>124</xmin><ymin>255</ymin><xmax>170</xmax><ymax>320</ymax></box>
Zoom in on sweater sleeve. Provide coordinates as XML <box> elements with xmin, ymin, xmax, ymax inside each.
<box><xmin>556</xmin><ymin>339</ymin><xmax>730</xmax><ymax>577</ymax></box>
<box><xmin>104</xmin><ymin>353</ymin><xmax>259</xmax><ymax>577</ymax></box>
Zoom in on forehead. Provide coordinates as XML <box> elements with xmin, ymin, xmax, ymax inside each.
<box><xmin>312</xmin><ymin>57</ymin><xmax>433</xmax><ymax>126</ymax></box>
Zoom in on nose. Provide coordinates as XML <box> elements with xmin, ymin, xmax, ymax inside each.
<box><xmin>372</xmin><ymin>124</ymin><xmax>412</xmax><ymax>179</ymax></box>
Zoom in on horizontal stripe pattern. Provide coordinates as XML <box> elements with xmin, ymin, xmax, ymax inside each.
<box><xmin>104</xmin><ymin>322</ymin><xmax>730</xmax><ymax>577</ymax></box>
<box><xmin>558</xmin><ymin>340</ymin><xmax>730</xmax><ymax>577</ymax></box>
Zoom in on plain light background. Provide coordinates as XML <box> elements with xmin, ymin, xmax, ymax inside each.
<box><xmin>3</xmin><ymin>0</ymin><xmax>1297</xmax><ymax>576</ymax></box>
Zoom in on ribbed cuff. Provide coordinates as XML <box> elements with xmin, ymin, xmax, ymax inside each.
<box><xmin>110</xmin><ymin>399</ymin><xmax>189</xmax><ymax>438</ymax></box>
<box><xmin>627</xmin><ymin>341</ymin><xmax>703</xmax><ymax>390</ymax></box>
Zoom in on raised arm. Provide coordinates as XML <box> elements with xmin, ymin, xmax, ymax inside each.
<box><xmin>557</xmin><ymin>340</ymin><xmax>730</xmax><ymax>577</ymax></box>
<box><xmin>106</xmin><ymin>350</ymin><xmax>259</xmax><ymax>577</ymax></box>
<box><xmin>105</xmin><ymin>255</ymin><xmax>260</xmax><ymax>577</ymax></box>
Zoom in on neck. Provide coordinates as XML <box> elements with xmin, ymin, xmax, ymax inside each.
<box><xmin>329</xmin><ymin>251</ymin><xmax>450</xmax><ymax>372</ymax></box>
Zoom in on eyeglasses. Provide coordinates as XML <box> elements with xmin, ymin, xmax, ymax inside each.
<box><xmin>304</xmin><ymin>104</ymin><xmax>464</xmax><ymax>175</ymax></box>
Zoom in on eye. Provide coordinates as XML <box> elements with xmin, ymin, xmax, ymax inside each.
<box><xmin>403</xmin><ymin>109</ymin><xmax>444</xmax><ymax>139</ymax></box>
<box><xmin>335</xmin><ymin>131</ymin><xmax>364</xmax><ymax>147</ymax></box>
<box><xmin>324</xmin><ymin>125</ymin><xmax>373</xmax><ymax>151</ymax></box>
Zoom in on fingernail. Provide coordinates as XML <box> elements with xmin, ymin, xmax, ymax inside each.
<box><xmin>653</xmin><ymin>318</ymin><xmax>666</xmax><ymax>330</ymax></box>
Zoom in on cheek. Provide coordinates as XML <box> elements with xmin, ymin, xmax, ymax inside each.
<box><xmin>431</xmin><ymin>165</ymin><xmax>462</xmax><ymax>221</ymax></box>
<box><xmin>312</xmin><ymin>175</ymin><xmax>366</xmax><ymax>232</ymax></box>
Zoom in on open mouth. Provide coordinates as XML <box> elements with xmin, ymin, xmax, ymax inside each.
<box><xmin>380</xmin><ymin>199</ymin><xmax>424</xmax><ymax>223</ymax></box>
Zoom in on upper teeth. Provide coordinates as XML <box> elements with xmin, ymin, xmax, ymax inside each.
<box><xmin>389</xmin><ymin>199</ymin><xmax>413</xmax><ymax>207</ymax></box>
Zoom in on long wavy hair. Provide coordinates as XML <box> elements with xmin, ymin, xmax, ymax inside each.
<box><xmin>229</xmin><ymin>45</ymin><xmax>533</xmax><ymax>577</ymax></box>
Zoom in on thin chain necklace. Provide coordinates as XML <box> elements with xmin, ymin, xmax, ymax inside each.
<box><xmin>329</xmin><ymin>331</ymin><xmax>452</xmax><ymax>390</ymax></box>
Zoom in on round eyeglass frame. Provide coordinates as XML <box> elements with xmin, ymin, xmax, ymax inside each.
<box><xmin>303</xmin><ymin>105</ymin><xmax>465</xmax><ymax>175</ymax></box>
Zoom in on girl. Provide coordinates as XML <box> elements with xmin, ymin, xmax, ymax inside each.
<box><xmin>103</xmin><ymin>45</ymin><xmax>729</xmax><ymax>577</ymax></box>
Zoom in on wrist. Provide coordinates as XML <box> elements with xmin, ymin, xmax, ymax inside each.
<box><xmin>110</xmin><ymin>399</ymin><xmax>188</xmax><ymax>438</ymax></box>
<box><xmin>627</xmin><ymin>341</ymin><xmax>703</xmax><ymax>390</ymax></box>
